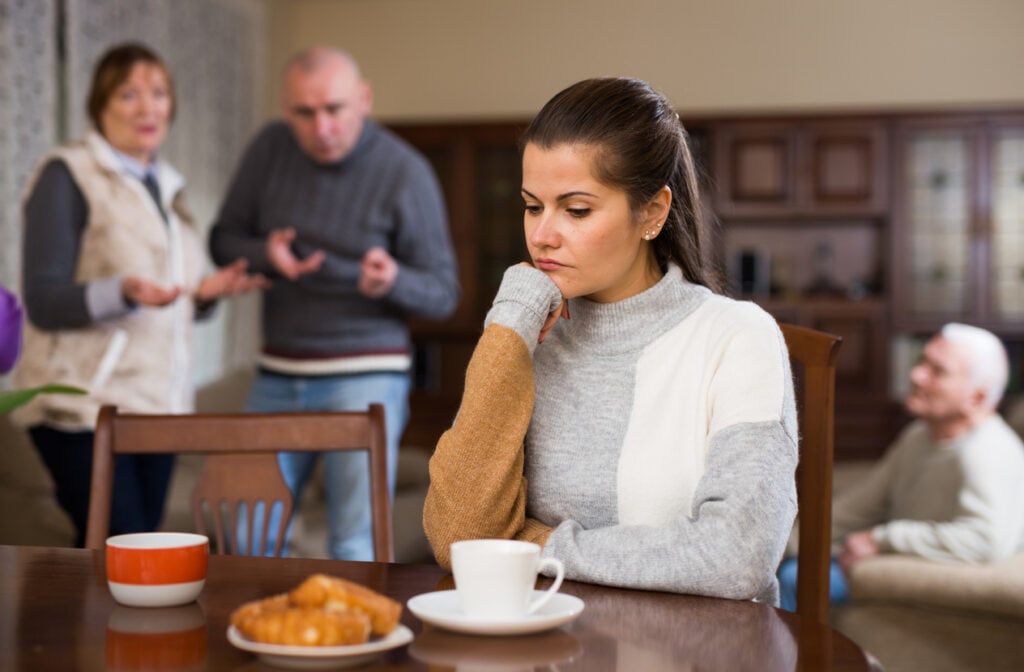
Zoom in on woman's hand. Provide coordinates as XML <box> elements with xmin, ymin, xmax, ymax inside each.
<box><xmin>539</xmin><ymin>300</ymin><xmax>569</xmax><ymax>344</ymax></box>
<box><xmin>123</xmin><ymin>276</ymin><xmax>180</xmax><ymax>307</ymax></box>
<box><xmin>195</xmin><ymin>258</ymin><xmax>271</xmax><ymax>303</ymax></box>
<box><xmin>516</xmin><ymin>261</ymin><xmax>573</xmax><ymax>344</ymax></box>
<box><xmin>518</xmin><ymin>262</ymin><xmax>571</xmax><ymax>344</ymax></box>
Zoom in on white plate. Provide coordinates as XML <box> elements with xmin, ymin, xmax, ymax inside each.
<box><xmin>227</xmin><ymin>624</ymin><xmax>413</xmax><ymax>670</ymax></box>
<box><xmin>406</xmin><ymin>590</ymin><xmax>584</xmax><ymax>636</ymax></box>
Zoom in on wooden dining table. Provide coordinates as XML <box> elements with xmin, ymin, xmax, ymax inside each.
<box><xmin>0</xmin><ymin>544</ymin><xmax>873</xmax><ymax>671</ymax></box>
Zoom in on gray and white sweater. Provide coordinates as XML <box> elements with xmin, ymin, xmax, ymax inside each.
<box><xmin>424</xmin><ymin>264</ymin><xmax>798</xmax><ymax>604</ymax></box>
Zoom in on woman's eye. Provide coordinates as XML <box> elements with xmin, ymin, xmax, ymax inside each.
<box><xmin>567</xmin><ymin>208</ymin><xmax>590</xmax><ymax>218</ymax></box>
<box><xmin>524</xmin><ymin>204</ymin><xmax>542</xmax><ymax>215</ymax></box>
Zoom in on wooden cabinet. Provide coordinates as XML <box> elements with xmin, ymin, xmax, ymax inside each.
<box><xmin>891</xmin><ymin>115</ymin><xmax>1024</xmax><ymax>335</ymax></box>
<box><xmin>712</xmin><ymin>118</ymin><xmax>896</xmax><ymax>459</ymax></box>
<box><xmin>389</xmin><ymin>122</ymin><xmax>527</xmax><ymax>449</ymax></box>
<box><xmin>756</xmin><ymin>298</ymin><xmax>901</xmax><ymax>459</ymax></box>
<box><xmin>713</xmin><ymin>119</ymin><xmax>889</xmax><ymax>218</ymax></box>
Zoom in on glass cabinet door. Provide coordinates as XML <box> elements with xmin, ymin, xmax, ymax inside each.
<box><xmin>991</xmin><ymin>126</ymin><xmax>1024</xmax><ymax>322</ymax></box>
<box><xmin>901</xmin><ymin>129</ymin><xmax>971</xmax><ymax>321</ymax></box>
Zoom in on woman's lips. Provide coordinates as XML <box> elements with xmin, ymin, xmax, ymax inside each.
<box><xmin>535</xmin><ymin>258</ymin><xmax>564</xmax><ymax>271</ymax></box>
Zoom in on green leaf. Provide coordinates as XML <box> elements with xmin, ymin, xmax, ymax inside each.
<box><xmin>0</xmin><ymin>385</ymin><xmax>88</xmax><ymax>414</ymax></box>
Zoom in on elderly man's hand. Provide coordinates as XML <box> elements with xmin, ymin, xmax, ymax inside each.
<box><xmin>838</xmin><ymin>530</ymin><xmax>880</xmax><ymax>574</ymax></box>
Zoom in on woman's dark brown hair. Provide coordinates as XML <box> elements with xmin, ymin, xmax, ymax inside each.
<box><xmin>87</xmin><ymin>42</ymin><xmax>175</xmax><ymax>133</ymax></box>
<box><xmin>520</xmin><ymin>77</ymin><xmax>720</xmax><ymax>292</ymax></box>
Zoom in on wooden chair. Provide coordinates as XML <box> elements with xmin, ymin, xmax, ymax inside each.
<box><xmin>85</xmin><ymin>404</ymin><xmax>394</xmax><ymax>561</ymax></box>
<box><xmin>779</xmin><ymin>323</ymin><xmax>842</xmax><ymax>626</ymax></box>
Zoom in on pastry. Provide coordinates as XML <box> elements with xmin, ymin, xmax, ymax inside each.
<box><xmin>230</xmin><ymin>573</ymin><xmax>402</xmax><ymax>646</ymax></box>
<box><xmin>233</xmin><ymin>603</ymin><xmax>371</xmax><ymax>646</ymax></box>
<box><xmin>289</xmin><ymin>573</ymin><xmax>402</xmax><ymax>636</ymax></box>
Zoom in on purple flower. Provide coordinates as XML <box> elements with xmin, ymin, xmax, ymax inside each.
<box><xmin>0</xmin><ymin>284</ymin><xmax>23</xmax><ymax>374</ymax></box>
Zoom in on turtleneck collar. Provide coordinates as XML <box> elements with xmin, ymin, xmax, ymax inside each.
<box><xmin>557</xmin><ymin>264</ymin><xmax>712</xmax><ymax>355</ymax></box>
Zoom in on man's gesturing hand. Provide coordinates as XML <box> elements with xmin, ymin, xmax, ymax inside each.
<box><xmin>358</xmin><ymin>246</ymin><xmax>398</xmax><ymax>298</ymax></box>
<box><xmin>266</xmin><ymin>227</ymin><xmax>325</xmax><ymax>281</ymax></box>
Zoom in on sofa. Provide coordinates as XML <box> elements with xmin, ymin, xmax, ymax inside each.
<box><xmin>828</xmin><ymin>461</ymin><xmax>1024</xmax><ymax>672</ymax></box>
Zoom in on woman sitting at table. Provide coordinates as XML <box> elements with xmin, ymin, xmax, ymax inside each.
<box><xmin>423</xmin><ymin>77</ymin><xmax>798</xmax><ymax>604</ymax></box>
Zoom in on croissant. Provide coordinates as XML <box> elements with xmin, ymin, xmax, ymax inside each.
<box><xmin>289</xmin><ymin>573</ymin><xmax>402</xmax><ymax>636</ymax></box>
<box><xmin>230</xmin><ymin>573</ymin><xmax>402</xmax><ymax>646</ymax></box>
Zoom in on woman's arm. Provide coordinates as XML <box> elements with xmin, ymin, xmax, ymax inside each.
<box><xmin>22</xmin><ymin>160</ymin><xmax>134</xmax><ymax>330</ymax></box>
<box><xmin>423</xmin><ymin>265</ymin><xmax>563</xmax><ymax>568</ymax></box>
<box><xmin>543</xmin><ymin>421</ymin><xmax>797</xmax><ymax>600</ymax></box>
<box><xmin>540</xmin><ymin>312</ymin><xmax>799</xmax><ymax>601</ymax></box>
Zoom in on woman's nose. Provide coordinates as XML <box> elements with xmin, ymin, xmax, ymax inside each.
<box><xmin>528</xmin><ymin>213</ymin><xmax>559</xmax><ymax>248</ymax></box>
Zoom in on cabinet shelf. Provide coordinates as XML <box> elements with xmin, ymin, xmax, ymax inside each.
<box><xmin>713</xmin><ymin>118</ymin><xmax>889</xmax><ymax>219</ymax></box>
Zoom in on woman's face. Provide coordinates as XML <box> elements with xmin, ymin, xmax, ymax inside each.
<box><xmin>521</xmin><ymin>142</ymin><xmax>665</xmax><ymax>303</ymax></box>
<box><xmin>100</xmin><ymin>62</ymin><xmax>171</xmax><ymax>164</ymax></box>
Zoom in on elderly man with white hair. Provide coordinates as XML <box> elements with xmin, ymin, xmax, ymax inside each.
<box><xmin>778</xmin><ymin>322</ymin><xmax>1024</xmax><ymax>611</ymax></box>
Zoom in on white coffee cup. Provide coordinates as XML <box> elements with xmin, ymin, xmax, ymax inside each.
<box><xmin>450</xmin><ymin>539</ymin><xmax>565</xmax><ymax>620</ymax></box>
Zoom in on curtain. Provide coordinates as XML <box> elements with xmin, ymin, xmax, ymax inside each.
<box><xmin>0</xmin><ymin>0</ymin><xmax>266</xmax><ymax>387</ymax></box>
<box><xmin>0</xmin><ymin>0</ymin><xmax>57</xmax><ymax>293</ymax></box>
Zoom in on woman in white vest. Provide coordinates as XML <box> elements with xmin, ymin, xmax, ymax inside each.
<box><xmin>12</xmin><ymin>43</ymin><xmax>268</xmax><ymax>547</ymax></box>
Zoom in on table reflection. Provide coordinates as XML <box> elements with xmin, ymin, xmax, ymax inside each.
<box><xmin>410</xmin><ymin>627</ymin><xmax>582</xmax><ymax>671</ymax></box>
<box><xmin>105</xmin><ymin>603</ymin><xmax>207</xmax><ymax>672</ymax></box>
<box><xmin>565</xmin><ymin>586</ymin><xmax>798</xmax><ymax>672</ymax></box>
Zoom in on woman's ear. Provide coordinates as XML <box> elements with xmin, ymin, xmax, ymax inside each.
<box><xmin>640</xmin><ymin>186</ymin><xmax>672</xmax><ymax>240</ymax></box>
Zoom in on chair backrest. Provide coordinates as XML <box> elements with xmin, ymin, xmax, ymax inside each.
<box><xmin>85</xmin><ymin>404</ymin><xmax>393</xmax><ymax>561</ymax></box>
<box><xmin>779</xmin><ymin>323</ymin><xmax>842</xmax><ymax>626</ymax></box>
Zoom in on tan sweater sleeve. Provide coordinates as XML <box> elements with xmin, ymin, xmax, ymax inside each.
<box><xmin>423</xmin><ymin>323</ymin><xmax>553</xmax><ymax>568</ymax></box>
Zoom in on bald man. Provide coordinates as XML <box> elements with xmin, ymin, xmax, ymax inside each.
<box><xmin>210</xmin><ymin>47</ymin><xmax>459</xmax><ymax>560</ymax></box>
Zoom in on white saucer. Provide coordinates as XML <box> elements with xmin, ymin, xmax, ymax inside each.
<box><xmin>406</xmin><ymin>590</ymin><xmax>584</xmax><ymax>636</ymax></box>
<box><xmin>227</xmin><ymin>624</ymin><xmax>413</xmax><ymax>669</ymax></box>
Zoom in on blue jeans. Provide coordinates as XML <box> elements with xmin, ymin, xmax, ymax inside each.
<box><xmin>244</xmin><ymin>369</ymin><xmax>410</xmax><ymax>560</ymax></box>
<box><xmin>776</xmin><ymin>556</ymin><xmax>850</xmax><ymax>612</ymax></box>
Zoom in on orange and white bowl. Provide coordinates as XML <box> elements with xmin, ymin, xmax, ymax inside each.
<box><xmin>106</xmin><ymin>532</ymin><xmax>209</xmax><ymax>608</ymax></box>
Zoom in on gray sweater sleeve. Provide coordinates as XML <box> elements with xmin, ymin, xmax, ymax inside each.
<box><xmin>485</xmin><ymin>265</ymin><xmax>564</xmax><ymax>353</ymax></box>
<box><xmin>289</xmin><ymin>149</ymin><xmax>460</xmax><ymax>320</ymax></box>
<box><xmin>542</xmin><ymin>421</ymin><xmax>797</xmax><ymax>603</ymax></box>
<box><xmin>208</xmin><ymin>127</ymin><xmax>278</xmax><ymax>276</ymax></box>
<box><xmin>22</xmin><ymin>160</ymin><xmax>133</xmax><ymax>330</ymax></box>
<box><xmin>378</xmin><ymin>158</ymin><xmax>460</xmax><ymax>320</ymax></box>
